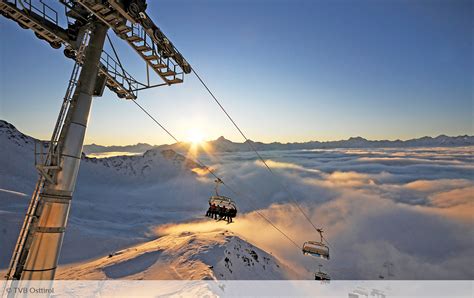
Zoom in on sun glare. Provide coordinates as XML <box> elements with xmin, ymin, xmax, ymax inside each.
<box><xmin>187</xmin><ymin>130</ymin><xmax>205</xmax><ymax>145</ymax></box>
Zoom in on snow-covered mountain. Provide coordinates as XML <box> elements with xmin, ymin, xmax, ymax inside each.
<box><xmin>165</xmin><ymin>135</ymin><xmax>474</xmax><ymax>152</ymax></box>
<box><xmin>84</xmin><ymin>143</ymin><xmax>155</xmax><ymax>154</ymax></box>
<box><xmin>83</xmin><ymin>133</ymin><xmax>474</xmax><ymax>155</ymax></box>
<box><xmin>56</xmin><ymin>230</ymin><xmax>295</xmax><ymax>280</ymax></box>
<box><xmin>0</xmin><ymin>120</ymin><xmax>36</xmax><ymax>147</ymax></box>
<box><xmin>0</xmin><ymin>119</ymin><xmax>203</xmax><ymax>179</ymax></box>
<box><xmin>83</xmin><ymin>148</ymin><xmax>203</xmax><ymax>178</ymax></box>
<box><xmin>3</xmin><ymin>119</ymin><xmax>473</xmax><ymax>281</ymax></box>
<box><xmin>0</xmin><ymin>120</ymin><xmax>297</xmax><ymax>280</ymax></box>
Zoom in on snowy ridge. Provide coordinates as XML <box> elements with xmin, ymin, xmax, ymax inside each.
<box><xmin>0</xmin><ymin>120</ymin><xmax>296</xmax><ymax>280</ymax></box>
<box><xmin>56</xmin><ymin>230</ymin><xmax>295</xmax><ymax>280</ymax></box>
<box><xmin>85</xmin><ymin>143</ymin><xmax>154</xmax><ymax>154</ymax></box>
<box><xmin>83</xmin><ymin>149</ymin><xmax>203</xmax><ymax>177</ymax></box>
<box><xmin>3</xmin><ymin>119</ymin><xmax>472</xmax><ymax>280</ymax></box>
<box><xmin>0</xmin><ymin>120</ymin><xmax>209</xmax><ymax>268</ymax></box>
<box><xmin>0</xmin><ymin>119</ymin><xmax>202</xmax><ymax>178</ymax></box>
<box><xmin>0</xmin><ymin>121</ymin><xmax>38</xmax><ymax>197</ymax></box>
<box><xmin>0</xmin><ymin>120</ymin><xmax>36</xmax><ymax>148</ymax></box>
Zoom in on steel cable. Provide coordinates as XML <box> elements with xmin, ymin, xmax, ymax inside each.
<box><xmin>130</xmin><ymin>99</ymin><xmax>301</xmax><ymax>250</ymax></box>
<box><xmin>192</xmin><ymin>69</ymin><xmax>324</xmax><ymax>239</ymax></box>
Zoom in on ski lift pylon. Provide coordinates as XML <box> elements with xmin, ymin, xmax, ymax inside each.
<box><xmin>302</xmin><ymin>228</ymin><xmax>330</xmax><ymax>260</ymax></box>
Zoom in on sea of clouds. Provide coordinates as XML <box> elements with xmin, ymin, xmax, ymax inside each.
<box><xmin>160</xmin><ymin>147</ymin><xmax>473</xmax><ymax>279</ymax></box>
<box><xmin>1</xmin><ymin>144</ymin><xmax>472</xmax><ymax>279</ymax></box>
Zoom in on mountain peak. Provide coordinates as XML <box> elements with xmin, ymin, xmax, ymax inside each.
<box><xmin>56</xmin><ymin>230</ymin><xmax>295</xmax><ymax>280</ymax></box>
<box><xmin>0</xmin><ymin>120</ymin><xmax>16</xmax><ymax>130</ymax></box>
<box><xmin>347</xmin><ymin>136</ymin><xmax>367</xmax><ymax>141</ymax></box>
<box><xmin>216</xmin><ymin>136</ymin><xmax>230</xmax><ymax>142</ymax></box>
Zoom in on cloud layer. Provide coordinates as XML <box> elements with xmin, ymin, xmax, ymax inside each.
<box><xmin>167</xmin><ymin>146</ymin><xmax>474</xmax><ymax>279</ymax></box>
<box><xmin>1</xmin><ymin>140</ymin><xmax>472</xmax><ymax>279</ymax></box>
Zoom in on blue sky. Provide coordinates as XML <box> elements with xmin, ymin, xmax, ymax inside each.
<box><xmin>0</xmin><ymin>0</ymin><xmax>472</xmax><ymax>145</ymax></box>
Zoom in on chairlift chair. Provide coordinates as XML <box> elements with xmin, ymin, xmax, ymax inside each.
<box><xmin>302</xmin><ymin>229</ymin><xmax>330</xmax><ymax>260</ymax></box>
<box><xmin>207</xmin><ymin>178</ymin><xmax>238</xmax><ymax>218</ymax></box>
<box><xmin>209</xmin><ymin>195</ymin><xmax>237</xmax><ymax>211</ymax></box>
<box><xmin>314</xmin><ymin>264</ymin><xmax>331</xmax><ymax>281</ymax></box>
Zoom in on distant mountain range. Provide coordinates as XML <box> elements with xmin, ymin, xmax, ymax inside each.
<box><xmin>1</xmin><ymin>119</ymin><xmax>471</xmax><ymax>155</ymax></box>
<box><xmin>84</xmin><ymin>134</ymin><xmax>474</xmax><ymax>155</ymax></box>
<box><xmin>84</xmin><ymin>143</ymin><xmax>155</xmax><ymax>154</ymax></box>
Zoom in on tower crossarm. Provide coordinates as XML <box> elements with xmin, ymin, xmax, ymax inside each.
<box><xmin>75</xmin><ymin>0</ymin><xmax>190</xmax><ymax>85</ymax></box>
<box><xmin>0</xmin><ymin>0</ymin><xmax>139</xmax><ymax>99</ymax></box>
<box><xmin>99</xmin><ymin>50</ymin><xmax>141</xmax><ymax>99</ymax></box>
<box><xmin>0</xmin><ymin>0</ymin><xmax>68</xmax><ymax>48</ymax></box>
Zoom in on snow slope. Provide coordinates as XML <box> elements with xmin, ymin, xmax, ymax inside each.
<box><xmin>0</xmin><ymin>119</ymin><xmax>316</xmax><ymax>260</ymax></box>
<box><xmin>0</xmin><ymin>120</ymin><xmax>212</xmax><ymax>267</ymax></box>
<box><xmin>56</xmin><ymin>230</ymin><xmax>295</xmax><ymax>280</ymax></box>
<box><xmin>0</xmin><ymin>120</ymin><xmax>297</xmax><ymax>280</ymax></box>
<box><xmin>3</xmin><ymin>120</ymin><xmax>472</xmax><ymax>280</ymax></box>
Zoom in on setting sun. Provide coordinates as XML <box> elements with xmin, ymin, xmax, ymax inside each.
<box><xmin>186</xmin><ymin>129</ymin><xmax>205</xmax><ymax>144</ymax></box>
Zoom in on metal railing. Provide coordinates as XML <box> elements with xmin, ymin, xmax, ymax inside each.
<box><xmin>100</xmin><ymin>49</ymin><xmax>141</xmax><ymax>96</ymax></box>
<box><xmin>129</xmin><ymin>22</ymin><xmax>185</xmax><ymax>80</ymax></box>
<box><xmin>15</xmin><ymin>0</ymin><xmax>59</xmax><ymax>25</ymax></box>
<box><xmin>34</xmin><ymin>140</ymin><xmax>60</xmax><ymax>170</ymax></box>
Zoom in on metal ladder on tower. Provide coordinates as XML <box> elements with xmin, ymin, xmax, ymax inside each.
<box><xmin>76</xmin><ymin>0</ymin><xmax>185</xmax><ymax>85</ymax></box>
<box><xmin>4</xmin><ymin>30</ymin><xmax>90</xmax><ymax>281</ymax></box>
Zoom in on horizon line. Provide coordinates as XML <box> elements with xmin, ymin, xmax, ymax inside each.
<box><xmin>84</xmin><ymin>133</ymin><xmax>473</xmax><ymax>147</ymax></box>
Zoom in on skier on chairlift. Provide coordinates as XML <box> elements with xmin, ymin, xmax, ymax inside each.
<box><xmin>220</xmin><ymin>205</ymin><xmax>227</xmax><ymax>221</ymax></box>
<box><xmin>205</xmin><ymin>201</ymin><xmax>212</xmax><ymax>217</ymax></box>
<box><xmin>206</xmin><ymin>178</ymin><xmax>238</xmax><ymax>222</ymax></box>
<box><xmin>210</xmin><ymin>203</ymin><xmax>216</xmax><ymax>218</ymax></box>
<box><xmin>227</xmin><ymin>207</ymin><xmax>236</xmax><ymax>223</ymax></box>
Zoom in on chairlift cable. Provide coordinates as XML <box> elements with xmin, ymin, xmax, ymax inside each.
<box><xmin>192</xmin><ymin>68</ymin><xmax>322</xmax><ymax>236</ymax></box>
<box><xmin>217</xmin><ymin>180</ymin><xmax>301</xmax><ymax>249</ymax></box>
<box><xmin>131</xmin><ymin>99</ymin><xmax>179</xmax><ymax>143</ymax></box>
<box><xmin>321</xmin><ymin>235</ymin><xmax>332</xmax><ymax>248</ymax></box>
<box><xmin>132</xmin><ymin>99</ymin><xmax>220</xmax><ymax>181</ymax></box>
<box><xmin>130</xmin><ymin>99</ymin><xmax>301</xmax><ymax>250</ymax></box>
<box><xmin>219</xmin><ymin>181</ymin><xmax>301</xmax><ymax>249</ymax></box>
